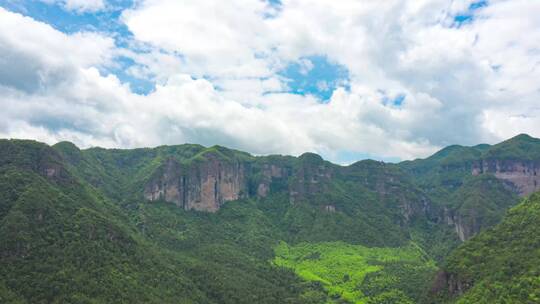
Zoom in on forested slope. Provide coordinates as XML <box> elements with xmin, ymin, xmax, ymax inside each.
<box><xmin>432</xmin><ymin>192</ymin><xmax>540</xmax><ymax>303</ymax></box>
<box><xmin>1</xmin><ymin>135</ymin><xmax>539</xmax><ymax>303</ymax></box>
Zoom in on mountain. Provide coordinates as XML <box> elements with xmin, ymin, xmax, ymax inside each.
<box><xmin>398</xmin><ymin>134</ymin><xmax>540</xmax><ymax>242</ymax></box>
<box><xmin>54</xmin><ymin>141</ymin><xmax>434</xmax><ymax>247</ymax></box>
<box><xmin>431</xmin><ymin>192</ymin><xmax>540</xmax><ymax>303</ymax></box>
<box><xmin>1</xmin><ymin>134</ymin><xmax>539</xmax><ymax>303</ymax></box>
<box><xmin>0</xmin><ymin>140</ymin><xmax>310</xmax><ymax>303</ymax></box>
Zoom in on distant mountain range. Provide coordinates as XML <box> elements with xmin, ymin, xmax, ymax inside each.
<box><xmin>1</xmin><ymin>134</ymin><xmax>540</xmax><ymax>303</ymax></box>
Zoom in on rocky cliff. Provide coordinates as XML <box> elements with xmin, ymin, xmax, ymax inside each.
<box><xmin>288</xmin><ymin>153</ymin><xmax>334</xmax><ymax>204</ymax></box>
<box><xmin>142</xmin><ymin>150</ymin><xmax>433</xmax><ymax>218</ymax></box>
<box><xmin>255</xmin><ymin>162</ymin><xmax>291</xmax><ymax>198</ymax></box>
<box><xmin>443</xmin><ymin>208</ymin><xmax>474</xmax><ymax>242</ymax></box>
<box><xmin>441</xmin><ymin>159</ymin><xmax>538</xmax><ymax>241</ymax></box>
<box><xmin>444</xmin><ymin>158</ymin><xmax>540</xmax><ymax>241</ymax></box>
<box><xmin>472</xmin><ymin>159</ymin><xmax>540</xmax><ymax>196</ymax></box>
<box><xmin>429</xmin><ymin>271</ymin><xmax>472</xmax><ymax>302</ymax></box>
<box><xmin>430</xmin><ymin>192</ymin><xmax>540</xmax><ymax>303</ymax></box>
<box><xmin>143</xmin><ymin>151</ymin><xmax>336</xmax><ymax>212</ymax></box>
<box><xmin>144</xmin><ymin>152</ymin><xmax>246</xmax><ymax>212</ymax></box>
<box><xmin>142</xmin><ymin>134</ymin><xmax>539</xmax><ymax>218</ymax></box>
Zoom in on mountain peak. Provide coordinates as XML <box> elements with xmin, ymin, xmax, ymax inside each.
<box><xmin>508</xmin><ymin>133</ymin><xmax>538</xmax><ymax>143</ymax></box>
<box><xmin>298</xmin><ymin>152</ymin><xmax>324</xmax><ymax>163</ymax></box>
<box><xmin>482</xmin><ymin>133</ymin><xmax>540</xmax><ymax>160</ymax></box>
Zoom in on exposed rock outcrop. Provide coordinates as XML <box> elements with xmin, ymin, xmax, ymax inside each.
<box><xmin>289</xmin><ymin>153</ymin><xmax>334</xmax><ymax>203</ymax></box>
<box><xmin>144</xmin><ymin>158</ymin><xmax>184</xmax><ymax>206</ymax></box>
<box><xmin>144</xmin><ymin>153</ymin><xmax>246</xmax><ymax>212</ymax></box>
<box><xmin>430</xmin><ymin>270</ymin><xmax>472</xmax><ymax>301</ymax></box>
<box><xmin>256</xmin><ymin>163</ymin><xmax>289</xmax><ymax>197</ymax></box>
<box><xmin>435</xmin><ymin>158</ymin><xmax>540</xmax><ymax>241</ymax></box>
<box><xmin>472</xmin><ymin>160</ymin><xmax>540</xmax><ymax>196</ymax></box>
<box><xmin>399</xmin><ymin>196</ymin><xmax>434</xmax><ymax>225</ymax></box>
<box><xmin>144</xmin><ymin>151</ymin><xmax>339</xmax><ymax>212</ymax></box>
<box><xmin>323</xmin><ymin>204</ymin><xmax>336</xmax><ymax>212</ymax></box>
<box><xmin>443</xmin><ymin>208</ymin><xmax>475</xmax><ymax>242</ymax></box>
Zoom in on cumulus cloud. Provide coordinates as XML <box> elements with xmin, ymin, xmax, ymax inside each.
<box><xmin>1</xmin><ymin>1</ymin><xmax>540</xmax><ymax>163</ymax></box>
<box><xmin>0</xmin><ymin>7</ymin><xmax>115</xmax><ymax>92</ymax></box>
<box><xmin>122</xmin><ymin>0</ymin><xmax>273</xmax><ymax>79</ymax></box>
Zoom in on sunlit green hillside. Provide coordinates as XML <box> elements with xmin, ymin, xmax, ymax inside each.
<box><xmin>274</xmin><ymin>241</ymin><xmax>437</xmax><ymax>303</ymax></box>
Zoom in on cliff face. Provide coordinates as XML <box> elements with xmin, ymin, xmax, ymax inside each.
<box><xmin>288</xmin><ymin>153</ymin><xmax>334</xmax><ymax>204</ymax></box>
<box><xmin>443</xmin><ymin>208</ymin><xmax>476</xmax><ymax>242</ymax></box>
<box><xmin>143</xmin><ymin>153</ymin><xmax>331</xmax><ymax>212</ymax></box>
<box><xmin>142</xmin><ymin>144</ymin><xmax>537</xmax><ymax>217</ymax></box>
<box><xmin>430</xmin><ymin>271</ymin><xmax>472</xmax><ymax>301</ymax></box>
<box><xmin>144</xmin><ymin>153</ymin><xmax>246</xmax><ymax>212</ymax></box>
<box><xmin>436</xmin><ymin>159</ymin><xmax>537</xmax><ymax>242</ymax></box>
<box><xmin>144</xmin><ymin>158</ymin><xmax>184</xmax><ymax>207</ymax></box>
<box><xmin>142</xmin><ymin>151</ymin><xmax>436</xmax><ymax>218</ymax></box>
<box><xmin>255</xmin><ymin>163</ymin><xmax>290</xmax><ymax>198</ymax></box>
<box><xmin>472</xmin><ymin>159</ymin><xmax>540</xmax><ymax>196</ymax></box>
<box><xmin>431</xmin><ymin>192</ymin><xmax>540</xmax><ymax>303</ymax></box>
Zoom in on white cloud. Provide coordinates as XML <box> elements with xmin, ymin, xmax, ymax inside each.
<box><xmin>122</xmin><ymin>0</ymin><xmax>273</xmax><ymax>79</ymax></box>
<box><xmin>1</xmin><ymin>1</ymin><xmax>540</xmax><ymax>163</ymax></box>
<box><xmin>298</xmin><ymin>59</ymin><xmax>314</xmax><ymax>75</ymax></box>
<box><xmin>0</xmin><ymin>7</ymin><xmax>115</xmax><ymax>92</ymax></box>
<box><xmin>41</xmin><ymin>0</ymin><xmax>107</xmax><ymax>13</ymax></box>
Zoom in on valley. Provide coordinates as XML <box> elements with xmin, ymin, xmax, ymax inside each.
<box><xmin>1</xmin><ymin>134</ymin><xmax>539</xmax><ymax>303</ymax></box>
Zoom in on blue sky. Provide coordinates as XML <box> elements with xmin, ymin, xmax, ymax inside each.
<box><xmin>0</xmin><ymin>0</ymin><xmax>132</xmax><ymax>33</ymax></box>
<box><xmin>0</xmin><ymin>0</ymin><xmax>349</xmax><ymax>99</ymax></box>
<box><xmin>279</xmin><ymin>55</ymin><xmax>350</xmax><ymax>101</ymax></box>
<box><xmin>0</xmin><ymin>0</ymin><xmax>539</xmax><ymax>163</ymax></box>
<box><xmin>454</xmin><ymin>0</ymin><xmax>488</xmax><ymax>26</ymax></box>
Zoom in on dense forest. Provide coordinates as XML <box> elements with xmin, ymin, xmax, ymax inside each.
<box><xmin>1</xmin><ymin>134</ymin><xmax>540</xmax><ymax>303</ymax></box>
<box><xmin>431</xmin><ymin>192</ymin><xmax>540</xmax><ymax>303</ymax></box>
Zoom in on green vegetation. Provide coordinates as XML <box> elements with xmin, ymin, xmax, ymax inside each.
<box><xmin>482</xmin><ymin>133</ymin><xmax>540</xmax><ymax>160</ymax></box>
<box><xmin>1</xmin><ymin>139</ymin><xmax>440</xmax><ymax>303</ymax></box>
<box><xmin>396</xmin><ymin>135</ymin><xmax>531</xmax><ymax>256</ymax></box>
<box><xmin>2</xmin><ymin>134</ymin><xmax>540</xmax><ymax>303</ymax></box>
<box><xmin>436</xmin><ymin>192</ymin><xmax>540</xmax><ymax>303</ymax></box>
<box><xmin>449</xmin><ymin>175</ymin><xmax>517</xmax><ymax>233</ymax></box>
<box><xmin>398</xmin><ymin>134</ymin><xmax>540</xmax><ymax>201</ymax></box>
<box><xmin>0</xmin><ymin>179</ymin><xmax>316</xmax><ymax>303</ymax></box>
<box><xmin>274</xmin><ymin>241</ymin><xmax>437</xmax><ymax>304</ymax></box>
<box><xmin>0</xmin><ymin>141</ymin><xmax>311</xmax><ymax>303</ymax></box>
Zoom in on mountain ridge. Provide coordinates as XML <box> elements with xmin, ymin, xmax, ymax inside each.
<box><xmin>431</xmin><ymin>191</ymin><xmax>540</xmax><ymax>303</ymax></box>
<box><xmin>1</xmin><ymin>134</ymin><xmax>539</xmax><ymax>303</ymax></box>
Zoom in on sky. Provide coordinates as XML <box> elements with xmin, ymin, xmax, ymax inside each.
<box><xmin>0</xmin><ymin>0</ymin><xmax>539</xmax><ymax>163</ymax></box>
